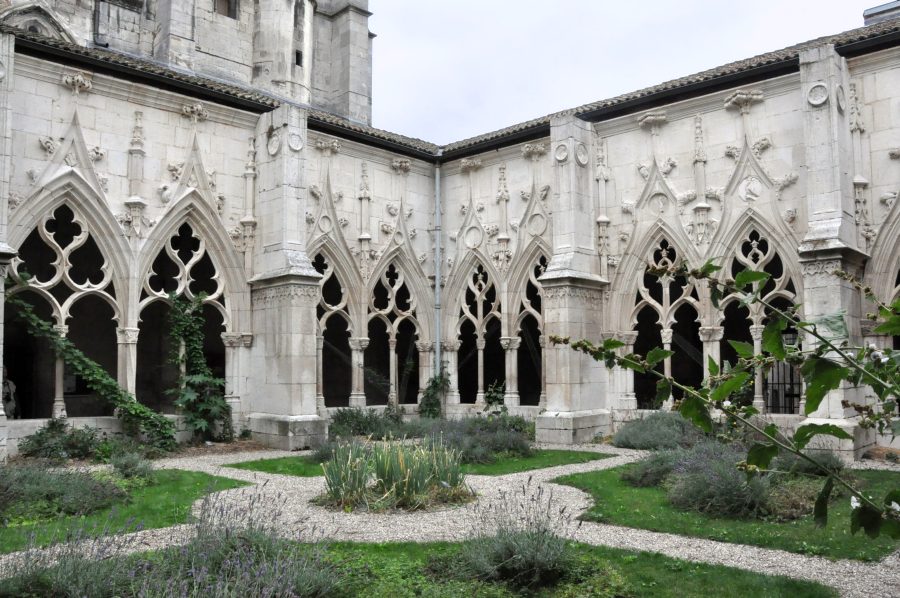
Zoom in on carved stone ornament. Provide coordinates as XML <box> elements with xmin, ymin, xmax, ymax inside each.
<box><xmin>723</xmin><ymin>89</ymin><xmax>764</xmax><ymax>113</ymax></box>
<box><xmin>314</xmin><ymin>138</ymin><xmax>341</xmax><ymax>155</ymax></box>
<box><xmin>62</xmin><ymin>71</ymin><xmax>92</xmax><ymax>95</ymax></box>
<box><xmin>391</xmin><ymin>158</ymin><xmax>411</xmax><ymax>173</ymax></box>
<box><xmin>38</xmin><ymin>136</ymin><xmax>59</xmax><ymax>157</ymax></box>
<box><xmin>807</xmin><ymin>83</ymin><xmax>829</xmax><ymax>107</ymax></box>
<box><xmin>0</xmin><ymin>60</ymin><xmax>5</xmax><ymax>82</ymax></box>
<box><xmin>800</xmin><ymin>259</ymin><xmax>842</xmax><ymax>277</ymax></box>
<box><xmin>836</xmin><ymin>85</ymin><xmax>846</xmax><ymax>113</ymax></box>
<box><xmin>182</xmin><ymin>103</ymin><xmax>209</xmax><ymax>123</ymax></box>
<box><xmin>266</xmin><ymin>128</ymin><xmax>281</xmax><ymax>156</ymax></box>
<box><xmin>460</xmin><ymin>158</ymin><xmax>481</xmax><ymax>172</ymax></box>
<box><xmin>738</xmin><ymin>176</ymin><xmax>763</xmax><ymax>202</ymax></box>
<box><xmin>574</xmin><ymin>143</ymin><xmax>589</xmax><ymax>167</ymax></box>
<box><xmin>521</xmin><ymin>143</ymin><xmax>547</xmax><ymax>161</ymax></box>
<box><xmin>288</xmin><ymin>133</ymin><xmax>303</xmax><ymax>152</ymax></box>
<box><xmin>8</xmin><ymin>192</ymin><xmax>21</xmax><ymax>212</ymax></box>
<box><xmin>554</xmin><ymin>143</ymin><xmax>569</xmax><ymax>163</ymax></box>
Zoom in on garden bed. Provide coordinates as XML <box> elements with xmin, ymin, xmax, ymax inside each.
<box><xmin>0</xmin><ymin>469</ymin><xmax>246</xmax><ymax>554</ymax></box>
<box><xmin>229</xmin><ymin>449</ymin><xmax>614</xmax><ymax>478</ymax></box>
<box><xmin>557</xmin><ymin>465</ymin><xmax>900</xmax><ymax>561</ymax></box>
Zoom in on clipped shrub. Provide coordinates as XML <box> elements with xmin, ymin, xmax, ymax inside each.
<box><xmin>329</xmin><ymin>407</ymin><xmax>404</xmax><ymax>439</ymax></box>
<box><xmin>667</xmin><ymin>441</ymin><xmax>770</xmax><ymax>519</ymax></box>
<box><xmin>111</xmin><ymin>452</ymin><xmax>154</xmax><ymax>481</ymax></box>
<box><xmin>18</xmin><ymin>418</ymin><xmax>100</xmax><ymax>461</ymax></box>
<box><xmin>429</xmin><ymin>414</ymin><xmax>532</xmax><ymax>464</ymax></box>
<box><xmin>620</xmin><ymin>450</ymin><xmax>681</xmax><ymax>488</ymax></box>
<box><xmin>768</xmin><ymin>476</ymin><xmax>823</xmax><ymax>521</ymax></box>
<box><xmin>612</xmin><ymin>411</ymin><xmax>703</xmax><ymax>450</ymax></box>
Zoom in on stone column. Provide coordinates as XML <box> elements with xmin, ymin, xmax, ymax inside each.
<box><xmin>0</xmin><ymin>35</ymin><xmax>15</xmax><ymax>458</ymax></box>
<box><xmin>388</xmin><ymin>338</ymin><xmax>398</xmax><ymax>407</ymax></box>
<box><xmin>475</xmin><ymin>338</ymin><xmax>486</xmax><ymax>406</ymax></box>
<box><xmin>749</xmin><ymin>324</ymin><xmax>766</xmax><ymax>413</ymax></box>
<box><xmin>315</xmin><ymin>334</ymin><xmax>324</xmax><ymax>410</ymax></box>
<box><xmin>538</xmin><ymin>335</ymin><xmax>547</xmax><ymax>407</ymax></box>
<box><xmin>660</xmin><ymin>327</ymin><xmax>674</xmax><ymax>409</ymax></box>
<box><xmin>116</xmin><ymin>327</ymin><xmax>140</xmax><ymax>395</ymax></box>
<box><xmin>536</xmin><ymin>114</ymin><xmax>610</xmax><ymax>443</ymax></box>
<box><xmin>698</xmin><ymin>326</ymin><xmax>724</xmax><ymax>380</ymax></box>
<box><xmin>247</xmin><ymin>105</ymin><xmax>325</xmax><ymax>449</ymax></box>
<box><xmin>443</xmin><ymin>340</ymin><xmax>461</xmax><ymax>407</ymax></box>
<box><xmin>52</xmin><ymin>325</ymin><xmax>68</xmax><ymax>418</ymax></box>
<box><xmin>796</xmin><ymin>44</ymin><xmax>871</xmax><ymax>457</ymax></box>
<box><xmin>221</xmin><ymin>333</ymin><xmax>244</xmax><ymax>426</ymax></box>
<box><xmin>500</xmin><ymin>336</ymin><xmax>520</xmax><ymax>407</ymax></box>
<box><xmin>415</xmin><ymin>341</ymin><xmax>434</xmax><ymax>403</ymax></box>
<box><xmin>348</xmin><ymin>338</ymin><xmax>368</xmax><ymax>407</ymax></box>
<box><xmin>617</xmin><ymin>331</ymin><xmax>639</xmax><ymax>410</ymax></box>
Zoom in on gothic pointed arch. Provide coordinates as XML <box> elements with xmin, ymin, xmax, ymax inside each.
<box><xmin>137</xmin><ymin>192</ymin><xmax>247</xmax><ymax>330</ymax></box>
<box><xmin>367</xmin><ymin>249</ymin><xmax>431</xmax><ymax>340</ymax></box>
<box><xmin>515</xmin><ymin>181</ymin><xmax>552</xmax><ymax>251</ymax></box>
<box><xmin>867</xmin><ymin>192</ymin><xmax>900</xmax><ymax>302</ymax></box>
<box><xmin>0</xmin><ymin>2</ymin><xmax>77</xmax><ymax>42</ymax></box>
<box><xmin>9</xmin><ymin>170</ymin><xmax>131</xmax><ymax>314</ymax></box>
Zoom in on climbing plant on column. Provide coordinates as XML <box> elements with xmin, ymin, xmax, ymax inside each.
<box><xmin>5</xmin><ymin>294</ymin><xmax>177</xmax><ymax>451</ymax></box>
<box><xmin>553</xmin><ymin>259</ymin><xmax>900</xmax><ymax>539</ymax></box>
<box><xmin>166</xmin><ymin>293</ymin><xmax>232</xmax><ymax>442</ymax></box>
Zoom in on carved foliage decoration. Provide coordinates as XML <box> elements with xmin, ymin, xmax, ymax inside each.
<box><xmin>159</xmin><ymin>132</ymin><xmax>223</xmax><ymax>213</ymax></box>
<box><xmin>9</xmin><ymin>205</ymin><xmax>116</xmax><ymax>325</ymax></box>
<box><xmin>31</xmin><ymin>111</ymin><xmax>106</xmax><ymax>198</ymax></box>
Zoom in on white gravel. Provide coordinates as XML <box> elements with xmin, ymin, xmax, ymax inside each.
<box><xmin>2</xmin><ymin>443</ymin><xmax>897</xmax><ymax>597</ymax></box>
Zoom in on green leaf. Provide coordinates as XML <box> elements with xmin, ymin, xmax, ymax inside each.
<box><xmin>621</xmin><ymin>355</ymin><xmax>645</xmax><ymax>374</ymax></box>
<box><xmin>698</xmin><ymin>260</ymin><xmax>722</xmax><ymax>277</ymax></box>
<box><xmin>800</xmin><ymin>356</ymin><xmax>849</xmax><ymax>415</ymax></box>
<box><xmin>707</xmin><ymin>356</ymin><xmax>720</xmax><ymax>377</ymax></box>
<box><xmin>646</xmin><ymin>347</ymin><xmax>674</xmax><ymax>367</ymax></box>
<box><xmin>762</xmin><ymin>316</ymin><xmax>787</xmax><ymax>360</ymax></box>
<box><xmin>850</xmin><ymin>503</ymin><xmax>883</xmax><ymax>538</ymax></box>
<box><xmin>728</xmin><ymin>340</ymin><xmax>755</xmax><ymax>359</ymax></box>
<box><xmin>734</xmin><ymin>269</ymin><xmax>770</xmax><ymax>289</ymax></box>
<box><xmin>763</xmin><ymin>423</ymin><xmax>779</xmax><ymax>441</ymax></box>
<box><xmin>813</xmin><ymin>476</ymin><xmax>834</xmax><ymax>528</ymax></box>
<box><xmin>710</xmin><ymin>284</ymin><xmax>722</xmax><ymax>309</ymax></box>
<box><xmin>602</xmin><ymin>338</ymin><xmax>625</xmax><ymax>351</ymax></box>
<box><xmin>679</xmin><ymin>393</ymin><xmax>712</xmax><ymax>433</ymax></box>
<box><xmin>711</xmin><ymin>371</ymin><xmax>751</xmax><ymax>404</ymax></box>
<box><xmin>746</xmin><ymin>443</ymin><xmax>779</xmax><ymax>470</ymax></box>
<box><xmin>873</xmin><ymin>317</ymin><xmax>900</xmax><ymax>336</ymax></box>
<box><xmin>793</xmin><ymin>423</ymin><xmax>852</xmax><ymax>451</ymax></box>
<box><xmin>654</xmin><ymin>379</ymin><xmax>672</xmax><ymax>407</ymax></box>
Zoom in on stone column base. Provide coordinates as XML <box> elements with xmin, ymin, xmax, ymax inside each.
<box><xmin>246</xmin><ymin>413</ymin><xmax>328</xmax><ymax>450</ymax></box>
<box><xmin>536</xmin><ymin>409</ymin><xmax>610</xmax><ymax>444</ymax></box>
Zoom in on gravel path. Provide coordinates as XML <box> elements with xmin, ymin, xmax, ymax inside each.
<box><xmin>2</xmin><ymin>444</ymin><xmax>897</xmax><ymax>597</ymax></box>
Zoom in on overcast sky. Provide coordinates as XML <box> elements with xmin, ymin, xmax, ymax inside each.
<box><xmin>369</xmin><ymin>0</ymin><xmax>879</xmax><ymax>145</ymax></box>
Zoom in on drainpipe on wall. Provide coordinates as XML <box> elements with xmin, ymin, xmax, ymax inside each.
<box><xmin>433</xmin><ymin>151</ymin><xmax>443</xmax><ymax>375</ymax></box>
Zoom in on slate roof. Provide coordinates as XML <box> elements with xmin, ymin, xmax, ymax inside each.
<box><xmin>4</xmin><ymin>15</ymin><xmax>900</xmax><ymax>158</ymax></box>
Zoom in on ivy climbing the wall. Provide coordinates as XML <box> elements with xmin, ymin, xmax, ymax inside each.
<box><xmin>166</xmin><ymin>293</ymin><xmax>233</xmax><ymax>442</ymax></box>
<box><xmin>5</xmin><ymin>295</ymin><xmax>177</xmax><ymax>452</ymax></box>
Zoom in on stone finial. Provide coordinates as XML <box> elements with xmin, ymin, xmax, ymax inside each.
<box><xmin>724</xmin><ymin>89</ymin><xmax>764</xmax><ymax>113</ymax></box>
<box><xmin>693</xmin><ymin>115</ymin><xmax>706</xmax><ymax>164</ymax></box>
<box><xmin>496</xmin><ymin>164</ymin><xmax>510</xmax><ymax>202</ymax></box>
<box><xmin>358</xmin><ymin>162</ymin><xmax>371</xmax><ymax>201</ymax></box>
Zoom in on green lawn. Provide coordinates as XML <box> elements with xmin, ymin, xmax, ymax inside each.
<box><xmin>328</xmin><ymin>541</ymin><xmax>836</xmax><ymax>597</ymax></box>
<box><xmin>462</xmin><ymin>450</ymin><xmax>613</xmax><ymax>475</ymax></box>
<box><xmin>226</xmin><ymin>454</ymin><xmax>325</xmax><ymax>476</ymax></box>
<box><xmin>227</xmin><ymin>450</ymin><xmax>613</xmax><ymax>478</ymax></box>
<box><xmin>0</xmin><ymin>469</ymin><xmax>246</xmax><ymax>554</ymax></box>
<box><xmin>556</xmin><ymin>465</ymin><xmax>900</xmax><ymax>561</ymax></box>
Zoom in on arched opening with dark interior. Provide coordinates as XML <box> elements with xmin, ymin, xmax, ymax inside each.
<box><xmin>364</xmin><ymin>318</ymin><xmax>391</xmax><ymax>405</ymax></box>
<box><xmin>396</xmin><ymin>318</ymin><xmax>419</xmax><ymax>404</ymax></box>
<box><xmin>633</xmin><ymin>306</ymin><xmax>662</xmax><ymax>408</ymax></box>
<box><xmin>670</xmin><ymin>303</ymin><xmax>703</xmax><ymax>401</ymax></box>
<box><xmin>518</xmin><ymin>314</ymin><xmax>542</xmax><ymax>406</ymax></box>
<box><xmin>136</xmin><ymin>301</ymin><xmax>178</xmax><ymax>413</ymax></box>
<box><xmin>322</xmin><ymin>314</ymin><xmax>352</xmax><ymax>407</ymax></box>
<box><xmin>65</xmin><ymin>295</ymin><xmax>117</xmax><ymax>417</ymax></box>
<box><xmin>457</xmin><ymin>319</ymin><xmax>478</xmax><ymax>403</ymax></box>
<box><xmin>3</xmin><ymin>291</ymin><xmax>55</xmax><ymax>419</ymax></box>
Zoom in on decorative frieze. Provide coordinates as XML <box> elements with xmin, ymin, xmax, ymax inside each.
<box><xmin>251</xmin><ymin>285</ymin><xmax>320</xmax><ymax>307</ymax></box>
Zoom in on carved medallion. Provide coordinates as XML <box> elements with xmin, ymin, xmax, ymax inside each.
<box><xmin>807</xmin><ymin>83</ymin><xmax>829</xmax><ymax>107</ymax></box>
<box><xmin>738</xmin><ymin>176</ymin><xmax>763</xmax><ymax>202</ymax></box>
<box><xmin>318</xmin><ymin>214</ymin><xmax>333</xmax><ymax>233</ymax></box>
<box><xmin>288</xmin><ymin>133</ymin><xmax>303</xmax><ymax>151</ymax></box>
<box><xmin>464</xmin><ymin>226</ymin><xmax>483</xmax><ymax>249</ymax></box>
<box><xmin>575</xmin><ymin>143</ymin><xmax>589</xmax><ymax>167</ymax></box>
<box><xmin>267</xmin><ymin>130</ymin><xmax>281</xmax><ymax>156</ymax></box>
<box><xmin>527</xmin><ymin>213</ymin><xmax>547</xmax><ymax>236</ymax></box>
<box><xmin>554</xmin><ymin>143</ymin><xmax>569</xmax><ymax>163</ymax></box>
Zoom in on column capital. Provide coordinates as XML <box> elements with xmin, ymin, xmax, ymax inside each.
<box><xmin>749</xmin><ymin>324</ymin><xmax>766</xmax><ymax>341</ymax></box>
<box><xmin>53</xmin><ymin>324</ymin><xmax>69</xmax><ymax>337</ymax></box>
<box><xmin>414</xmin><ymin>341</ymin><xmax>434</xmax><ymax>352</ymax></box>
<box><xmin>116</xmin><ymin>327</ymin><xmax>140</xmax><ymax>344</ymax></box>
<box><xmin>442</xmin><ymin>340</ymin><xmax>461</xmax><ymax>352</ymax></box>
<box><xmin>499</xmin><ymin>336</ymin><xmax>521</xmax><ymax>350</ymax></box>
<box><xmin>221</xmin><ymin>332</ymin><xmax>243</xmax><ymax>347</ymax></box>
<box><xmin>388</xmin><ymin>338</ymin><xmax>398</xmax><ymax>350</ymax></box>
<box><xmin>617</xmin><ymin>330</ymin><xmax>639</xmax><ymax>346</ymax></box>
<box><xmin>698</xmin><ymin>326</ymin><xmax>724</xmax><ymax>343</ymax></box>
<box><xmin>660</xmin><ymin>328</ymin><xmax>673</xmax><ymax>344</ymax></box>
<box><xmin>475</xmin><ymin>339</ymin><xmax>487</xmax><ymax>351</ymax></box>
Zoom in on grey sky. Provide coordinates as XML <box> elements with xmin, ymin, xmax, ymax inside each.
<box><xmin>369</xmin><ymin>0</ymin><xmax>877</xmax><ymax>145</ymax></box>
